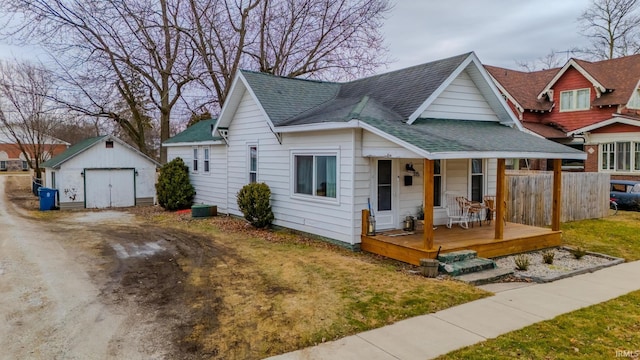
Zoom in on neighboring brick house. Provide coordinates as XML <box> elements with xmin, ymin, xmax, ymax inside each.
<box><xmin>486</xmin><ymin>54</ymin><xmax>640</xmax><ymax>180</ymax></box>
<box><xmin>0</xmin><ymin>129</ymin><xmax>69</xmax><ymax>172</ymax></box>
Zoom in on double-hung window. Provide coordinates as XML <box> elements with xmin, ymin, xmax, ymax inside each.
<box><xmin>249</xmin><ymin>145</ymin><xmax>257</xmax><ymax>183</ymax></box>
<box><xmin>470</xmin><ymin>159</ymin><xmax>483</xmax><ymax>203</ymax></box>
<box><xmin>203</xmin><ymin>148</ymin><xmax>210</xmax><ymax>173</ymax></box>
<box><xmin>0</xmin><ymin>160</ymin><xmax>5</xmax><ymax>171</ymax></box>
<box><xmin>560</xmin><ymin>89</ymin><xmax>590</xmax><ymax>111</ymax></box>
<box><xmin>293</xmin><ymin>152</ymin><xmax>337</xmax><ymax>199</ymax></box>
<box><xmin>601</xmin><ymin>142</ymin><xmax>640</xmax><ymax>172</ymax></box>
<box><xmin>192</xmin><ymin>148</ymin><xmax>199</xmax><ymax>172</ymax></box>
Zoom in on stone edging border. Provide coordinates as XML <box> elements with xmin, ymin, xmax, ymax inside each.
<box><xmin>510</xmin><ymin>246</ymin><xmax>625</xmax><ymax>283</ymax></box>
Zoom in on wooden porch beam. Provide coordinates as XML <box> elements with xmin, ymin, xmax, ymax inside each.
<box><xmin>552</xmin><ymin>159</ymin><xmax>562</xmax><ymax>231</ymax></box>
<box><xmin>362</xmin><ymin>209</ymin><xmax>369</xmax><ymax>236</ymax></box>
<box><xmin>423</xmin><ymin>159</ymin><xmax>434</xmax><ymax>250</ymax></box>
<box><xmin>495</xmin><ymin>158</ymin><xmax>506</xmax><ymax>240</ymax></box>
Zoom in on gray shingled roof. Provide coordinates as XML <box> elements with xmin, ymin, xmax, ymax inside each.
<box><xmin>240</xmin><ymin>71</ymin><xmax>341</xmax><ymax>126</ymax></box>
<box><xmin>237</xmin><ymin>53</ymin><xmax>584</xmax><ymax>159</ymax></box>
<box><xmin>41</xmin><ymin>135</ymin><xmax>107</xmax><ymax>169</ymax></box>
<box><xmin>240</xmin><ymin>53</ymin><xmax>470</xmax><ymax>127</ymax></box>
<box><xmin>164</xmin><ymin>118</ymin><xmax>220</xmax><ymax>144</ymax></box>
<box><xmin>360</xmin><ymin>118</ymin><xmax>585</xmax><ymax>157</ymax></box>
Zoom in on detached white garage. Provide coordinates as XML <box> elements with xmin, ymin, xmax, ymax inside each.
<box><xmin>41</xmin><ymin>135</ymin><xmax>159</xmax><ymax>210</ymax></box>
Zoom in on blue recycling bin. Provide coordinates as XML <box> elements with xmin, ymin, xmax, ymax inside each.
<box><xmin>38</xmin><ymin>187</ymin><xmax>58</xmax><ymax>211</ymax></box>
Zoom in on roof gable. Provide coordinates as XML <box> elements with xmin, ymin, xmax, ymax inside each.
<box><xmin>536</xmin><ymin>55</ymin><xmax>640</xmax><ymax>106</ymax></box>
<box><xmin>485</xmin><ymin>65</ymin><xmax>557</xmax><ymax>112</ymax></box>
<box><xmin>42</xmin><ymin>135</ymin><xmax>159</xmax><ymax>169</ymax></box>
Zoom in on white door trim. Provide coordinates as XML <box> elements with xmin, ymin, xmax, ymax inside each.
<box><xmin>373</xmin><ymin>158</ymin><xmax>399</xmax><ymax>230</ymax></box>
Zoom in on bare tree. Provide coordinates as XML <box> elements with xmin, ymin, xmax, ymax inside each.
<box><xmin>252</xmin><ymin>0</ymin><xmax>389</xmax><ymax>79</ymax></box>
<box><xmin>2</xmin><ymin>0</ymin><xmax>390</xmax><ymax>162</ymax></box>
<box><xmin>2</xmin><ymin>0</ymin><xmax>196</xmax><ymax>162</ymax></box>
<box><xmin>516</xmin><ymin>49</ymin><xmax>568</xmax><ymax>72</ymax></box>
<box><xmin>0</xmin><ymin>60</ymin><xmax>64</xmax><ymax>179</ymax></box>
<box><xmin>184</xmin><ymin>0</ymin><xmax>391</xmax><ymax>108</ymax></box>
<box><xmin>578</xmin><ymin>0</ymin><xmax>640</xmax><ymax>59</ymax></box>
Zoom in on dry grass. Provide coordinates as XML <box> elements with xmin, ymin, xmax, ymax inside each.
<box><xmin>562</xmin><ymin>210</ymin><xmax>640</xmax><ymax>261</ymax></box>
<box><xmin>437</xmin><ymin>290</ymin><xmax>640</xmax><ymax>359</ymax></box>
<box><xmin>146</xmin><ymin>211</ymin><xmax>489</xmax><ymax>359</ymax></box>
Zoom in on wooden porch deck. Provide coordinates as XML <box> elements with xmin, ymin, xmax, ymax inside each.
<box><xmin>360</xmin><ymin>222</ymin><xmax>561</xmax><ymax>266</ymax></box>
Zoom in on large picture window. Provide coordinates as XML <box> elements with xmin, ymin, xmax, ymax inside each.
<box><xmin>601</xmin><ymin>142</ymin><xmax>640</xmax><ymax>172</ymax></box>
<box><xmin>560</xmin><ymin>89</ymin><xmax>590</xmax><ymax>111</ymax></box>
<box><xmin>294</xmin><ymin>153</ymin><xmax>337</xmax><ymax>199</ymax></box>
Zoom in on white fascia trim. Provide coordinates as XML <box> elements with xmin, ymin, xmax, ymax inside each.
<box><xmin>273</xmin><ymin>121</ymin><xmax>359</xmax><ymax>133</ymax></box>
<box><xmin>106</xmin><ymin>135</ymin><xmax>161</xmax><ymax>166</ymax></box>
<box><xmin>467</xmin><ymin>55</ymin><xmax>523</xmax><ymax>130</ymax></box>
<box><xmin>407</xmin><ymin>54</ymin><xmax>474</xmax><ymax>124</ymax></box>
<box><xmin>489</xmin><ymin>74</ymin><xmax>525</xmax><ymax>114</ymax></box>
<box><xmin>519</xmin><ymin>127</ymin><xmax>547</xmax><ymax>139</ymax></box>
<box><xmin>431</xmin><ymin>151</ymin><xmax>587</xmax><ymax>160</ymax></box>
<box><xmin>568</xmin><ymin>116</ymin><xmax>640</xmax><ymax>135</ymax></box>
<box><xmin>355</xmin><ymin>121</ymin><xmax>434</xmax><ymax>158</ymax></box>
<box><xmin>237</xmin><ymin>73</ymin><xmax>279</xmax><ymax>133</ymax></box>
<box><xmin>162</xmin><ymin>140</ymin><xmax>225</xmax><ymax>147</ymax></box>
<box><xmin>214</xmin><ymin>74</ymin><xmax>243</xmax><ymax>134</ymax></box>
<box><xmin>624</xmin><ymin>79</ymin><xmax>640</xmax><ymax>108</ymax></box>
<box><xmin>212</xmin><ymin>73</ymin><xmax>280</xmax><ymax>139</ymax></box>
<box><xmin>537</xmin><ymin>59</ymin><xmax>606</xmax><ymax>99</ymax></box>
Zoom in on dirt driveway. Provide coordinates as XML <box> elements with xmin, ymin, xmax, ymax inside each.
<box><xmin>0</xmin><ymin>175</ymin><xmax>223</xmax><ymax>359</ymax></box>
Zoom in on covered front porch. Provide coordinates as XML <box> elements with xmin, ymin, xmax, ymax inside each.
<box><xmin>361</xmin><ymin>220</ymin><xmax>561</xmax><ymax>266</ymax></box>
<box><xmin>360</xmin><ymin>159</ymin><xmax>565</xmax><ymax>265</ymax></box>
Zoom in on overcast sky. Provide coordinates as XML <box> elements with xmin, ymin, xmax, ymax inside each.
<box><xmin>0</xmin><ymin>1</ymin><xmax>593</xmax><ymax>71</ymax></box>
<box><xmin>382</xmin><ymin>0</ymin><xmax>592</xmax><ymax>71</ymax></box>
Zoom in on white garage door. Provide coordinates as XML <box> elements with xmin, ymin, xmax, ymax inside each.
<box><xmin>85</xmin><ymin>169</ymin><xmax>135</xmax><ymax>208</ymax></box>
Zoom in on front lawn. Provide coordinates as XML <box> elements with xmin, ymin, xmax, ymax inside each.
<box><xmin>145</xmin><ymin>211</ymin><xmax>489</xmax><ymax>359</ymax></box>
<box><xmin>437</xmin><ymin>290</ymin><xmax>640</xmax><ymax>359</ymax></box>
<box><xmin>562</xmin><ymin>210</ymin><xmax>640</xmax><ymax>261</ymax></box>
<box><xmin>438</xmin><ymin>211</ymin><xmax>640</xmax><ymax>359</ymax></box>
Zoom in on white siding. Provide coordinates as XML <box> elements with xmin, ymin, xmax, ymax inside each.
<box><xmin>167</xmin><ymin>145</ymin><xmax>229</xmax><ymax>211</ymax></box>
<box><xmin>421</xmin><ymin>70</ymin><xmax>500</xmax><ymax>121</ymax></box>
<box><xmin>49</xmin><ymin>138</ymin><xmax>156</xmax><ymax>208</ymax></box>
<box><xmin>628</xmin><ymin>89</ymin><xmax>640</xmax><ymax>109</ymax></box>
<box><xmin>362</xmin><ymin>131</ymin><xmax>421</xmax><ymax>158</ymax></box>
<box><xmin>221</xmin><ymin>91</ymin><xmax>359</xmax><ymax>244</ymax></box>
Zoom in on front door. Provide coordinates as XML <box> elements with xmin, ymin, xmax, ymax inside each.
<box><xmin>374</xmin><ymin>159</ymin><xmax>397</xmax><ymax>230</ymax></box>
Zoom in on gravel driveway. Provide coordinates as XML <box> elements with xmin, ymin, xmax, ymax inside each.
<box><xmin>0</xmin><ymin>175</ymin><xmax>195</xmax><ymax>359</ymax></box>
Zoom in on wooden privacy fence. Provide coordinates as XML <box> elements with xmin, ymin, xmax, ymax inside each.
<box><xmin>505</xmin><ymin>171</ymin><xmax>610</xmax><ymax>227</ymax></box>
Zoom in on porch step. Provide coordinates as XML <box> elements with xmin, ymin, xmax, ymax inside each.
<box><xmin>439</xmin><ymin>257</ymin><xmax>496</xmax><ymax>276</ymax></box>
<box><xmin>454</xmin><ymin>267</ymin><xmax>514</xmax><ymax>286</ymax></box>
<box><xmin>437</xmin><ymin>250</ymin><xmax>478</xmax><ymax>264</ymax></box>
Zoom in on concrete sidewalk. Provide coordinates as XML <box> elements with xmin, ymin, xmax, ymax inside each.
<box><xmin>267</xmin><ymin>261</ymin><xmax>640</xmax><ymax>360</ymax></box>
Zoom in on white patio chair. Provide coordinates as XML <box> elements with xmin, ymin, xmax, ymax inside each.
<box><xmin>445</xmin><ymin>192</ymin><xmax>469</xmax><ymax>229</ymax></box>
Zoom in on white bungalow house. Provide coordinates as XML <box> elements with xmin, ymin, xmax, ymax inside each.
<box><xmin>41</xmin><ymin>135</ymin><xmax>159</xmax><ymax>209</ymax></box>
<box><xmin>164</xmin><ymin>52</ymin><xmax>585</xmax><ymax>264</ymax></box>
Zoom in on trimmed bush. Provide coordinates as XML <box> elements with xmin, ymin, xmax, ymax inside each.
<box><xmin>237</xmin><ymin>182</ymin><xmax>274</xmax><ymax>228</ymax></box>
<box><xmin>156</xmin><ymin>157</ymin><xmax>195</xmax><ymax>211</ymax></box>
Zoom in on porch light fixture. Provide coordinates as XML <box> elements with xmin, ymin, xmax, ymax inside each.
<box><xmin>405</xmin><ymin>163</ymin><xmax>419</xmax><ymax>177</ymax></box>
